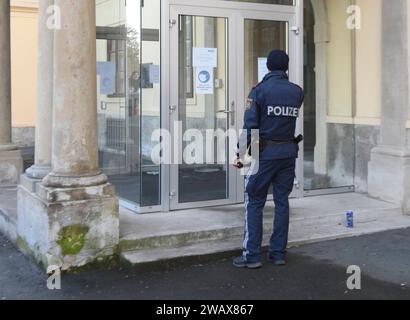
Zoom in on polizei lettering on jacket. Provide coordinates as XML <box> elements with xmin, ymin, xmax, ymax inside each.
<box><xmin>267</xmin><ymin>106</ymin><xmax>299</xmax><ymax>118</ymax></box>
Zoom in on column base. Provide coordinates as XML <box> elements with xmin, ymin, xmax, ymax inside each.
<box><xmin>0</xmin><ymin>143</ymin><xmax>18</xmax><ymax>152</ymax></box>
<box><xmin>43</xmin><ymin>171</ymin><xmax>108</xmax><ymax>188</ymax></box>
<box><xmin>26</xmin><ymin>165</ymin><xmax>51</xmax><ymax>180</ymax></box>
<box><xmin>19</xmin><ymin>173</ymin><xmax>43</xmax><ymax>193</ymax></box>
<box><xmin>17</xmin><ymin>182</ymin><xmax>119</xmax><ymax>271</ymax></box>
<box><xmin>368</xmin><ymin>146</ymin><xmax>410</xmax><ymax>215</ymax></box>
<box><xmin>0</xmin><ymin>149</ymin><xmax>23</xmax><ymax>186</ymax></box>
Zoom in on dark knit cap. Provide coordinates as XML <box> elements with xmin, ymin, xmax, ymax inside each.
<box><xmin>267</xmin><ymin>50</ymin><xmax>289</xmax><ymax>72</ymax></box>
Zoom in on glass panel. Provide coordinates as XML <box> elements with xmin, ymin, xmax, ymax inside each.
<box><xmin>178</xmin><ymin>16</ymin><xmax>230</xmax><ymax>203</ymax></box>
<box><xmin>140</xmin><ymin>0</ymin><xmax>161</xmax><ymax>207</ymax></box>
<box><xmin>303</xmin><ymin>0</ymin><xmax>355</xmax><ymax>191</ymax></box>
<box><xmin>244</xmin><ymin>19</ymin><xmax>289</xmax><ymax>195</ymax></box>
<box><xmin>96</xmin><ymin>1</ymin><xmax>132</xmax><ymax>201</ymax></box>
<box><xmin>222</xmin><ymin>0</ymin><xmax>295</xmax><ymax>5</ymax></box>
<box><xmin>244</xmin><ymin>19</ymin><xmax>288</xmax><ymax>99</ymax></box>
<box><xmin>96</xmin><ymin>0</ymin><xmax>161</xmax><ymax>208</ymax></box>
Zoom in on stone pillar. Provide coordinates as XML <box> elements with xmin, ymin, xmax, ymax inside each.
<box><xmin>313</xmin><ymin>22</ymin><xmax>329</xmax><ymax>176</ymax></box>
<box><xmin>43</xmin><ymin>0</ymin><xmax>106</xmax><ymax>188</ymax></box>
<box><xmin>25</xmin><ymin>0</ymin><xmax>54</xmax><ymax>180</ymax></box>
<box><xmin>17</xmin><ymin>0</ymin><xmax>119</xmax><ymax>270</ymax></box>
<box><xmin>368</xmin><ymin>0</ymin><xmax>410</xmax><ymax>214</ymax></box>
<box><xmin>311</xmin><ymin>0</ymin><xmax>329</xmax><ymax>177</ymax></box>
<box><xmin>0</xmin><ymin>0</ymin><xmax>23</xmax><ymax>185</ymax></box>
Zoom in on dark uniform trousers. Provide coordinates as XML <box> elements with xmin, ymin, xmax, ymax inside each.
<box><xmin>244</xmin><ymin>158</ymin><xmax>296</xmax><ymax>263</ymax></box>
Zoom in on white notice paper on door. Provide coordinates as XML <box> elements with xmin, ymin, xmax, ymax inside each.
<box><xmin>258</xmin><ymin>57</ymin><xmax>269</xmax><ymax>82</ymax></box>
<box><xmin>193</xmin><ymin>48</ymin><xmax>217</xmax><ymax>68</ymax></box>
<box><xmin>149</xmin><ymin>64</ymin><xmax>160</xmax><ymax>84</ymax></box>
<box><xmin>195</xmin><ymin>67</ymin><xmax>214</xmax><ymax>95</ymax></box>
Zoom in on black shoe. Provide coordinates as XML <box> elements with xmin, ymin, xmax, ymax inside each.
<box><xmin>267</xmin><ymin>254</ymin><xmax>286</xmax><ymax>266</ymax></box>
<box><xmin>233</xmin><ymin>256</ymin><xmax>262</xmax><ymax>269</ymax></box>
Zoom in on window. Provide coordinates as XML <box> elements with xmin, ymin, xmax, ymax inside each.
<box><xmin>97</xmin><ymin>0</ymin><xmax>162</xmax><ymax>210</ymax></box>
<box><xmin>107</xmin><ymin>38</ymin><xmax>126</xmax><ymax>97</ymax></box>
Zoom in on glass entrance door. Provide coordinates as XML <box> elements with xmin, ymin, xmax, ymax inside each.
<box><xmin>168</xmin><ymin>2</ymin><xmax>301</xmax><ymax>210</ymax></box>
<box><xmin>169</xmin><ymin>6</ymin><xmax>237</xmax><ymax>210</ymax></box>
<box><xmin>236</xmin><ymin>8</ymin><xmax>302</xmax><ymax>199</ymax></box>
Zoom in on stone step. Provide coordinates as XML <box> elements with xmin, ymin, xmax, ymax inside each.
<box><xmin>120</xmin><ymin>214</ymin><xmax>410</xmax><ymax>268</ymax></box>
<box><xmin>119</xmin><ymin>206</ymin><xmax>401</xmax><ymax>252</ymax></box>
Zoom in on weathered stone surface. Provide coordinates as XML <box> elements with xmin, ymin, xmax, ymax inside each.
<box><xmin>368</xmin><ymin>147</ymin><xmax>410</xmax><ymax>215</ymax></box>
<box><xmin>0</xmin><ymin>150</ymin><xmax>23</xmax><ymax>185</ymax></box>
<box><xmin>0</xmin><ymin>0</ymin><xmax>12</xmax><ymax>147</ymax></box>
<box><xmin>26</xmin><ymin>0</ymin><xmax>54</xmax><ymax>179</ymax></box>
<box><xmin>17</xmin><ymin>183</ymin><xmax>119</xmax><ymax>271</ymax></box>
<box><xmin>37</xmin><ymin>182</ymin><xmax>116</xmax><ymax>203</ymax></box>
<box><xmin>12</xmin><ymin>127</ymin><xmax>35</xmax><ymax>148</ymax></box>
<box><xmin>354</xmin><ymin>125</ymin><xmax>380</xmax><ymax>193</ymax></box>
<box><xmin>14</xmin><ymin>0</ymin><xmax>120</xmax><ymax>271</ymax></box>
<box><xmin>47</xmin><ymin>0</ymin><xmax>101</xmax><ymax>183</ymax></box>
<box><xmin>19</xmin><ymin>173</ymin><xmax>42</xmax><ymax>193</ymax></box>
<box><xmin>368</xmin><ymin>0</ymin><xmax>410</xmax><ymax>214</ymax></box>
<box><xmin>327</xmin><ymin>123</ymin><xmax>355</xmax><ymax>188</ymax></box>
<box><xmin>0</xmin><ymin>1</ymin><xmax>23</xmax><ymax>185</ymax></box>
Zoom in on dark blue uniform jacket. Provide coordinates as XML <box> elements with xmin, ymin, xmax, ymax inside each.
<box><xmin>242</xmin><ymin>70</ymin><xmax>304</xmax><ymax>160</ymax></box>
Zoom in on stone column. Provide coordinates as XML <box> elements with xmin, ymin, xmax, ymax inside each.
<box><xmin>0</xmin><ymin>0</ymin><xmax>23</xmax><ymax>185</ymax></box>
<box><xmin>25</xmin><ymin>0</ymin><xmax>54</xmax><ymax>180</ymax></box>
<box><xmin>368</xmin><ymin>0</ymin><xmax>410</xmax><ymax>214</ymax></box>
<box><xmin>42</xmin><ymin>0</ymin><xmax>106</xmax><ymax>188</ymax></box>
<box><xmin>311</xmin><ymin>0</ymin><xmax>329</xmax><ymax>177</ymax></box>
<box><xmin>17</xmin><ymin>0</ymin><xmax>119</xmax><ymax>271</ymax></box>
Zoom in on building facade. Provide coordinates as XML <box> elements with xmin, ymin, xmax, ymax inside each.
<box><xmin>1</xmin><ymin>0</ymin><xmax>410</xmax><ymax>270</ymax></box>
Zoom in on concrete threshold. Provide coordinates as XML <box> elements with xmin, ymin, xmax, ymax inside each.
<box><xmin>119</xmin><ymin>193</ymin><xmax>410</xmax><ymax>267</ymax></box>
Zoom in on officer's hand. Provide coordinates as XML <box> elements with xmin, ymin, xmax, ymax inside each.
<box><xmin>233</xmin><ymin>155</ymin><xmax>244</xmax><ymax>169</ymax></box>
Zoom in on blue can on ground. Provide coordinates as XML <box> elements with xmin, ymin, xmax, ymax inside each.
<box><xmin>346</xmin><ymin>211</ymin><xmax>354</xmax><ymax>228</ymax></box>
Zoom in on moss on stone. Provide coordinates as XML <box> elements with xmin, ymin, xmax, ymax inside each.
<box><xmin>66</xmin><ymin>253</ymin><xmax>120</xmax><ymax>274</ymax></box>
<box><xmin>57</xmin><ymin>225</ymin><xmax>89</xmax><ymax>256</ymax></box>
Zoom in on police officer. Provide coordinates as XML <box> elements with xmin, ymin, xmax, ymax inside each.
<box><xmin>233</xmin><ymin>50</ymin><xmax>304</xmax><ymax>269</ymax></box>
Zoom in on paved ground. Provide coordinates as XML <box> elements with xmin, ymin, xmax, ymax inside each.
<box><xmin>0</xmin><ymin>229</ymin><xmax>409</xmax><ymax>300</ymax></box>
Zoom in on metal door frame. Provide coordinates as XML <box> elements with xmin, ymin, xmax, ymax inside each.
<box><xmin>161</xmin><ymin>0</ymin><xmax>304</xmax><ymax>212</ymax></box>
<box><xmin>167</xmin><ymin>5</ymin><xmax>238</xmax><ymax>211</ymax></box>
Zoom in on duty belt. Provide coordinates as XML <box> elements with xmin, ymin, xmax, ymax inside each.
<box><xmin>260</xmin><ymin>135</ymin><xmax>304</xmax><ymax>152</ymax></box>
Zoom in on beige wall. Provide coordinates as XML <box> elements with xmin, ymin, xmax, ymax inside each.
<box><xmin>10</xmin><ymin>0</ymin><xmax>38</xmax><ymax>128</ymax></box>
<box><xmin>318</xmin><ymin>0</ymin><xmax>382</xmax><ymax>126</ymax></box>
<box><xmin>354</xmin><ymin>0</ymin><xmax>382</xmax><ymax>126</ymax></box>
<box><xmin>326</xmin><ymin>0</ymin><xmax>353</xmax><ymax>123</ymax></box>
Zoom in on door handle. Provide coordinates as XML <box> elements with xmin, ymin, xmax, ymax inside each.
<box><xmin>217</xmin><ymin>101</ymin><xmax>235</xmax><ymax>126</ymax></box>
